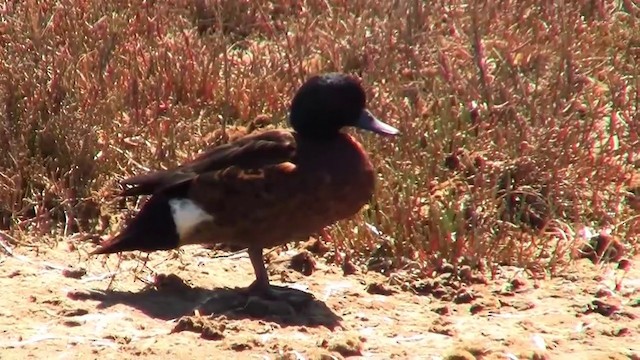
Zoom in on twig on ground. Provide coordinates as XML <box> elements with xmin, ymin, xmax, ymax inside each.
<box><xmin>0</xmin><ymin>236</ymin><xmax>14</xmax><ymax>257</ymax></box>
<box><xmin>0</xmin><ymin>334</ymin><xmax>117</xmax><ymax>349</ymax></box>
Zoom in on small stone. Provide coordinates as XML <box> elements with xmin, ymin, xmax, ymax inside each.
<box><xmin>365</xmin><ymin>282</ymin><xmax>395</xmax><ymax>296</ymax></box>
<box><xmin>61</xmin><ymin>267</ymin><xmax>86</xmax><ymax>279</ymax></box>
<box><xmin>454</xmin><ymin>289</ymin><xmax>475</xmax><ymax>304</ymax></box>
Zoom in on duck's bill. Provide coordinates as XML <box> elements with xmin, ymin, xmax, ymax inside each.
<box><xmin>356</xmin><ymin>109</ymin><xmax>399</xmax><ymax>136</ymax></box>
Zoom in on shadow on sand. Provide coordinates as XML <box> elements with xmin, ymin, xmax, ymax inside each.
<box><xmin>69</xmin><ymin>274</ymin><xmax>342</xmax><ymax>332</ymax></box>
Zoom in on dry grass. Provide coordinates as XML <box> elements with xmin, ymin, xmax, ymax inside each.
<box><xmin>1</xmin><ymin>0</ymin><xmax>639</xmax><ymax>277</ymax></box>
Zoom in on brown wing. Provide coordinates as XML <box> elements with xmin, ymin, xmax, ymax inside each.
<box><xmin>120</xmin><ymin>130</ymin><xmax>297</xmax><ymax>197</ymax></box>
<box><xmin>188</xmin><ymin>161</ymin><xmax>302</xmax><ymax>223</ymax></box>
<box><xmin>184</xmin><ymin>159</ymin><xmax>337</xmax><ymax>248</ymax></box>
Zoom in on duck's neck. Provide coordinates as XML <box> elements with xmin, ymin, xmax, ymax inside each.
<box><xmin>295</xmin><ymin>132</ymin><xmax>372</xmax><ymax>166</ymax></box>
<box><xmin>294</xmin><ymin>130</ymin><xmax>342</xmax><ymax>143</ymax></box>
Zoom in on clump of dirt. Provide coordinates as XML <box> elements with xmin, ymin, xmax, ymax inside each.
<box><xmin>602</xmin><ymin>327</ymin><xmax>632</xmax><ymax>337</ymax></box>
<box><xmin>618</xmin><ymin>258</ymin><xmax>632</xmax><ymax>272</ymax></box>
<box><xmin>308</xmin><ymin>350</ymin><xmax>344</xmax><ymax>360</ymax></box>
<box><xmin>509</xmin><ymin>277</ymin><xmax>530</xmax><ymax>292</ymax></box>
<box><xmin>433</xmin><ymin>304</ymin><xmax>452</xmax><ymax>315</ymax></box>
<box><xmin>302</xmin><ymin>237</ymin><xmax>330</xmax><ymax>256</ymax></box>
<box><xmin>365</xmin><ymin>281</ymin><xmax>396</xmax><ymax>295</ymax></box>
<box><xmin>456</xmin><ymin>265</ymin><xmax>488</xmax><ymax>285</ymax></box>
<box><xmin>410</xmin><ymin>279</ymin><xmax>449</xmax><ymax>298</ymax></box>
<box><xmin>151</xmin><ymin>273</ymin><xmax>194</xmax><ymax>292</ymax></box>
<box><xmin>66</xmin><ymin>289</ymin><xmax>106</xmax><ymax>301</ymax></box>
<box><xmin>443</xmin><ymin>349</ymin><xmax>475</xmax><ymax>360</ymax></box>
<box><xmin>497</xmin><ymin>298</ymin><xmax>535</xmax><ymax>311</ymax></box>
<box><xmin>289</xmin><ymin>250</ymin><xmax>317</xmax><ymax>276</ymax></box>
<box><xmin>61</xmin><ymin>266</ymin><xmax>87</xmax><ymax>279</ymax></box>
<box><xmin>226</xmin><ymin>337</ymin><xmax>263</xmax><ymax>351</ymax></box>
<box><xmin>171</xmin><ymin>315</ymin><xmax>227</xmax><ymax>340</ymax></box>
<box><xmin>321</xmin><ymin>332</ymin><xmax>364</xmax><ymax>357</ymax></box>
<box><xmin>577</xmin><ymin>233</ymin><xmax>626</xmax><ymax>264</ymax></box>
<box><xmin>446</xmin><ymin>341</ymin><xmax>491</xmax><ymax>359</ymax></box>
<box><xmin>408</xmin><ymin>273</ymin><xmax>476</xmax><ymax>301</ymax></box>
<box><xmin>434</xmin><ymin>263</ymin><xmax>489</xmax><ymax>286</ymax></box>
<box><xmin>365</xmin><ymin>238</ymin><xmax>395</xmax><ymax>274</ymax></box>
<box><xmin>429</xmin><ymin>318</ymin><xmax>456</xmax><ymax>336</ymax></box>
<box><xmin>583</xmin><ymin>299</ymin><xmax>622</xmax><ymax>317</ymax></box>
<box><xmin>453</xmin><ymin>288</ymin><xmax>476</xmax><ymax>304</ymax></box>
<box><xmin>522</xmin><ymin>349</ymin><xmax>551</xmax><ymax>360</ymax></box>
<box><xmin>341</xmin><ymin>254</ymin><xmax>359</xmax><ymax>276</ymax></box>
<box><xmin>57</xmin><ymin>308</ymin><xmax>89</xmax><ymax>317</ymax></box>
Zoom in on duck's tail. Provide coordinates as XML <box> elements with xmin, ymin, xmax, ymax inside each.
<box><xmin>91</xmin><ymin>195</ymin><xmax>180</xmax><ymax>255</ymax></box>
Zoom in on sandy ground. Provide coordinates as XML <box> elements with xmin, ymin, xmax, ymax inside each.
<box><xmin>1</xmin><ymin>239</ymin><xmax>639</xmax><ymax>360</ymax></box>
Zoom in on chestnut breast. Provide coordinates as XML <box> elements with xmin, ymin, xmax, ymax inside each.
<box><xmin>250</xmin><ymin>133</ymin><xmax>375</xmax><ymax>248</ymax></box>
<box><xmin>294</xmin><ymin>133</ymin><xmax>376</xmax><ymax>219</ymax></box>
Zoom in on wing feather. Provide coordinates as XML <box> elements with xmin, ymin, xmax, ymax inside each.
<box><xmin>119</xmin><ymin>130</ymin><xmax>297</xmax><ymax>197</ymax></box>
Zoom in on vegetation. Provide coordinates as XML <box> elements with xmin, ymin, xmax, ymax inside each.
<box><xmin>1</xmin><ymin>0</ymin><xmax>638</xmax><ymax>276</ymax></box>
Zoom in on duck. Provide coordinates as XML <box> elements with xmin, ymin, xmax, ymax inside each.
<box><xmin>91</xmin><ymin>72</ymin><xmax>399</xmax><ymax>300</ymax></box>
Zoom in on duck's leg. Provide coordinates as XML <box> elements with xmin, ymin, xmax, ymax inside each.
<box><xmin>246</xmin><ymin>246</ymin><xmax>312</xmax><ymax>302</ymax></box>
<box><xmin>247</xmin><ymin>246</ymin><xmax>272</xmax><ymax>294</ymax></box>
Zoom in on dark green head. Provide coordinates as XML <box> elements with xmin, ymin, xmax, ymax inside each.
<box><xmin>289</xmin><ymin>73</ymin><xmax>399</xmax><ymax>139</ymax></box>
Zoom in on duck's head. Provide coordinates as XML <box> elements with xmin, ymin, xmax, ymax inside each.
<box><xmin>289</xmin><ymin>73</ymin><xmax>399</xmax><ymax>140</ymax></box>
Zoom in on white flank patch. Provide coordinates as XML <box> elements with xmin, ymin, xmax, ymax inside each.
<box><xmin>168</xmin><ymin>198</ymin><xmax>214</xmax><ymax>239</ymax></box>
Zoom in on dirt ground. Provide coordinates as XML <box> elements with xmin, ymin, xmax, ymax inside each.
<box><xmin>1</xmin><ymin>239</ymin><xmax>639</xmax><ymax>360</ymax></box>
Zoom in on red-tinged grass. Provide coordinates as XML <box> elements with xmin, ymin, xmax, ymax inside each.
<box><xmin>0</xmin><ymin>0</ymin><xmax>638</xmax><ymax>278</ymax></box>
